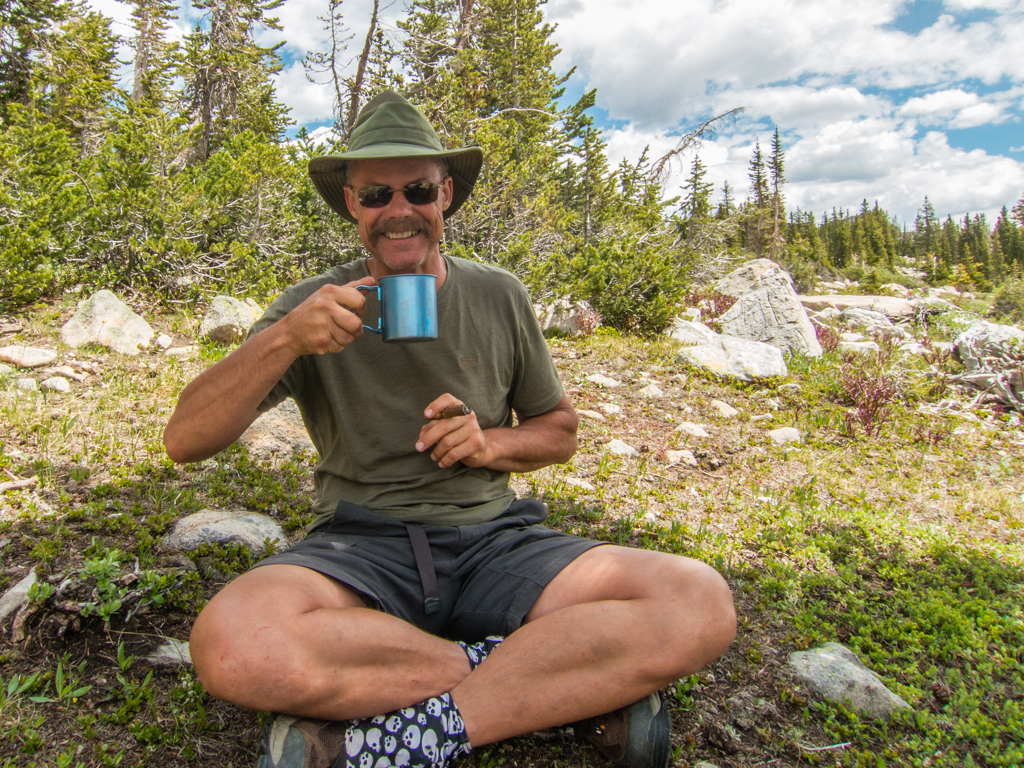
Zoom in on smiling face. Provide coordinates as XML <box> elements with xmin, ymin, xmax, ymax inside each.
<box><xmin>343</xmin><ymin>156</ymin><xmax>454</xmax><ymax>279</ymax></box>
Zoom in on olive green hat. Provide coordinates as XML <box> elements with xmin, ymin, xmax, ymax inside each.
<box><xmin>308</xmin><ymin>90</ymin><xmax>483</xmax><ymax>224</ymax></box>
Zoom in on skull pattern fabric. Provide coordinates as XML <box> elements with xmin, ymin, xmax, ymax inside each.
<box><xmin>338</xmin><ymin>692</ymin><xmax>470</xmax><ymax>768</ymax></box>
<box><xmin>456</xmin><ymin>635</ymin><xmax>505</xmax><ymax>671</ymax></box>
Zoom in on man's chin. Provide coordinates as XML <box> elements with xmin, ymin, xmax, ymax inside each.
<box><xmin>371</xmin><ymin>241</ymin><xmax>433</xmax><ymax>274</ymax></box>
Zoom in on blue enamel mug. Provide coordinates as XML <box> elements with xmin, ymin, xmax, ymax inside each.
<box><xmin>356</xmin><ymin>274</ymin><xmax>438</xmax><ymax>343</ymax></box>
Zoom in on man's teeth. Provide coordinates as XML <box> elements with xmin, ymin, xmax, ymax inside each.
<box><xmin>384</xmin><ymin>231</ymin><xmax>417</xmax><ymax>239</ymax></box>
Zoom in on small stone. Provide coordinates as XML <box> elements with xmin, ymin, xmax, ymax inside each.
<box><xmin>145</xmin><ymin>638</ymin><xmax>192</xmax><ymax>667</ymax></box>
<box><xmin>840</xmin><ymin>332</ymin><xmax>865</xmax><ymax>342</ymax></box>
<box><xmin>0</xmin><ymin>569</ymin><xmax>37</xmax><ymax>624</ymax></box>
<box><xmin>769</xmin><ymin>427</ymin><xmax>801</xmax><ymax>445</ymax></box>
<box><xmin>710</xmin><ymin>399</ymin><xmax>739</xmax><ymax>418</ymax></box>
<box><xmin>586</xmin><ymin>374</ymin><xmax>621</xmax><ymax>388</ymax></box>
<box><xmin>675</xmin><ymin>422</ymin><xmax>710</xmax><ymax>438</ymax></box>
<box><xmin>665</xmin><ymin>449</ymin><xmax>698</xmax><ymax>467</ymax></box>
<box><xmin>604</xmin><ymin>439</ymin><xmax>636</xmax><ymax>457</ymax></box>
<box><xmin>155</xmin><ymin>334</ymin><xmax>173</xmax><ymax>350</ymax></box>
<box><xmin>0</xmin><ymin>364</ymin><xmax>12</xmax><ymax>376</ymax></box>
<box><xmin>898</xmin><ymin>340</ymin><xmax>929</xmax><ymax>356</ymax></box>
<box><xmin>596</xmin><ymin>403</ymin><xmax>622</xmax><ymax>416</ymax></box>
<box><xmin>752</xmin><ymin>413</ymin><xmax>774</xmax><ymax>422</ymax></box>
<box><xmin>564</xmin><ymin>478</ymin><xmax>595</xmax><ymax>491</ymax></box>
<box><xmin>577</xmin><ymin>409</ymin><xmax>606</xmax><ymax>421</ymax></box>
<box><xmin>164</xmin><ymin>346</ymin><xmax>197</xmax><ymax>357</ymax></box>
<box><xmin>694</xmin><ymin>763</ymin><xmax>721</xmax><ymax>768</ymax></box>
<box><xmin>0</xmin><ymin>346</ymin><xmax>57</xmax><ymax>368</ymax></box>
<box><xmin>788</xmin><ymin>642</ymin><xmax>910</xmax><ymax>718</ymax></box>
<box><xmin>40</xmin><ymin>377</ymin><xmax>71</xmax><ymax>393</ymax></box>
<box><xmin>238</xmin><ymin>399</ymin><xmax>316</xmax><ymax>460</ymax></box>
<box><xmin>200</xmin><ymin>296</ymin><xmax>259</xmax><ymax>344</ymax></box>
<box><xmin>639</xmin><ymin>383</ymin><xmax>664</xmax><ymax>398</ymax></box>
<box><xmin>15</xmin><ymin>378</ymin><xmax>37</xmax><ymax>392</ymax></box>
<box><xmin>778</xmin><ymin>383</ymin><xmax>801</xmax><ymax>394</ymax></box>
<box><xmin>49</xmin><ymin>365</ymin><xmax>85</xmax><ymax>381</ymax></box>
<box><xmin>839</xmin><ymin>340</ymin><xmax>880</xmax><ymax>355</ymax></box>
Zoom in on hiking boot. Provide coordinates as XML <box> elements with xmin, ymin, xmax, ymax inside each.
<box><xmin>255</xmin><ymin>714</ymin><xmax>348</xmax><ymax>768</ymax></box>
<box><xmin>572</xmin><ymin>692</ymin><xmax>671</xmax><ymax>768</ymax></box>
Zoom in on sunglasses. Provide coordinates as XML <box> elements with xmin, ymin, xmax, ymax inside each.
<box><xmin>354</xmin><ymin>182</ymin><xmax>445</xmax><ymax>209</ymax></box>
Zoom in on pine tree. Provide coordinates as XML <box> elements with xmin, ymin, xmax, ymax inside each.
<box><xmin>716</xmin><ymin>181</ymin><xmax>733</xmax><ymax>219</ymax></box>
<box><xmin>682</xmin><ymin>154</ymin><xmax>712</xmax><ymax>223</ymax></box>
<box><xmin>119</xmin><ymin>0</ymin><xmax>177</xmax><ymax>105</ymax></box>
<box><xmin>0</xmin><ymin>0</ymin><xmax>66</xmax><ymax>105</ymax></box>
<box><xmin>766</xmin><ymin>127</ymin><xmax>785</xmax><ymax>257</ymax></box>
<box><xmin>745</xmin><ymin>140</ymin><xmax>769</xmax><ymax>256</ymax></box>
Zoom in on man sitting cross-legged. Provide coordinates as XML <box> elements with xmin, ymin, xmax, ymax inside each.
<box><xmin>163</xmin><ymin>91</ymin><xmax>736</xmax><ymax>768</ymax></box>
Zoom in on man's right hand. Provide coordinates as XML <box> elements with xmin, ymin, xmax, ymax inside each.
<box><xmin>278</xmin><ymin>276</ymin><xmax>377</xmax><ymax>357</ymax></box>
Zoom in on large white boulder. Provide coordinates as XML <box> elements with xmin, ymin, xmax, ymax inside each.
<box><xmin>200</xmin><ymin>296</ymin><xmax>261</xmax><ymax>344</ymax></box>
<box><xmin>61</xmin><ymin>290</ymin><xmax>154</xmax><ymax>355</ymax></box>
<box><xmin>676</xmin><ymin>334</ymin><xmax>788</xmax><ymax>382</ymax></box>
<box><xmin>800</xmin><ymin>294</ymin><xmax>915</xmax><ymax>319</ymax></box>
<box><xmin>954</xmin><ymin>320</ymin><xmax>1024</xmax><ymax>371</ymax></box>
<box><xmin>714</xmin><ymin>258</ymin><xmax>782</xmax><ymax>298</ymax></box>
<box><xmin>717</xmin><ymin>262</ymin><xmax>822</xmax><ymax>357</ymax></box>
<box><xmin>534</xmin><ymin>299</ymin><xmax>601</xmax><ymax>336</ymax></box>
<box><xmin>666</xmin><ymin>318</ymin><xmax>720</xmax><ymax>346</ymax></box>
<box><xmin>237</xmin><ymin>399</ymin><xmax>316</xmax><ymax>460</ymax></box>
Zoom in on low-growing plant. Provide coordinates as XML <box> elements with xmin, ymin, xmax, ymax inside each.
<box><xmin>816</xmin><ymin>323</ymin><xmax>840</xmax><ymax>353</ymax></box>
<box><xmin>839</xmin><ymin>353</ymin><xmax>902</xmax><ymax>437</ymax></box>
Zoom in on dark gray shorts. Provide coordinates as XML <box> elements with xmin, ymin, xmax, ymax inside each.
<box><xmin>252</xmin><ymin>498</ymin><xmax>604</xmax><ymax>641</ymax></box>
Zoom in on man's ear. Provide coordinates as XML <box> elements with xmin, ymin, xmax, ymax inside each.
<box><xmin>343</xmin><ymin>186</ymin><xmax>360</xmax><ymax>220</ymax></box>
<box><xmin>441</xmin><ymin>176</ymin><xmax>454</xmax><ymax>212</ymax></box>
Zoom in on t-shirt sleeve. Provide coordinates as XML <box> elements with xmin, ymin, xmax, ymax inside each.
<box><xmin>507</xmin><ymin>281</ymin><xmax>565</xmax><ymax>418</ymax></box>
<box><xmin>247</xmin><ymin>291</ymin><xmax>306</xmax><ymax>413</ymax></box>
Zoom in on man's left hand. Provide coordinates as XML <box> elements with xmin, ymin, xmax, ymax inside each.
<box><xmin>416</xmin><ymin>395</ymin><xmax>490</xmax><ymax>469</ymax></box>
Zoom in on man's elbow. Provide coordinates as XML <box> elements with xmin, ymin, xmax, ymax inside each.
<box><xmin>163</xmin><ymin>426</ymin><xmax>192</xmax><ymax>465</ymax></box>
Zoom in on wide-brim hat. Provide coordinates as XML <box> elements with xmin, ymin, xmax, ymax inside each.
<box><xmin>308</xmin><ymin>90</ymin><xmax>483</xmax><ymax>224</ymax></box>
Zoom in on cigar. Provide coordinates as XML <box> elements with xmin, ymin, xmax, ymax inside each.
<box><xmin>431</xmin><ymin>404</ymin><xmax>472</xmax><ymax>420</ymax></box>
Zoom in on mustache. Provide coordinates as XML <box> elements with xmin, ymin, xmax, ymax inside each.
<box><xmin>369</xmin><ymin>214</ymin><xmax>437</xmax><ymax>244</ymax></box>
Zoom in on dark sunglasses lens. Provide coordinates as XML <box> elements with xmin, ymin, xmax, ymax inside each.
<box><xmin>358</xmin><ymin>186</ymin><xmax>393</xmax><ymax>208</ymax></box>
<box><xmin>403</xmin><ymin>183</ymin><xmax>440</xmax><ymax>205</ymax></box>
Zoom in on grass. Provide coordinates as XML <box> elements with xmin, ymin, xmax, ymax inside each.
<box><xmin>1</xmin><ymin>299</ymin><xmax>1023</xmax><ymax>766</ymax></box>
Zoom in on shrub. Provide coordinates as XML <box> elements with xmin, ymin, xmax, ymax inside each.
<box><xmin>816</xmin><ymin>323</ymin><xmax>841</xmax><ymax>353</ymax></box>
<box><xmin>990</xmin><ymin>278</ymin><xmax>1024</xmax><ymax>324</ymax></box>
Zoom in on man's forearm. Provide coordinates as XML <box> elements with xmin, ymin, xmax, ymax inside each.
<box><xmin>163</xmin><ymin>326</ymin><xmax>298</xmax><ymax>464</ymax></box>
<box><xmin>479</xmin><ymin>401</ymin><xmax>578</xmax><ymax>473</ymax></box>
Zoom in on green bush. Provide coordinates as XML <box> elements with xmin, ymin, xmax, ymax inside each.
<box><xmin>990</xmin><ymin>278</ymin><xmax>1024</xmax><ymax>323</ymax></box>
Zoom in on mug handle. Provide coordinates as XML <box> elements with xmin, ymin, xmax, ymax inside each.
<box><xmin>355</xmin><ymin>285</ymin><xmax>382</xmax><ymax>334</ymax></box>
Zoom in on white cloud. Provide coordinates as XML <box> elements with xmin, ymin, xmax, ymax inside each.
<box><xmin>273</xmin><ymin>61</ymin><xmax>336</xmax><ymax>125</ymax></box>
<box><xmin>900</xmin><ymin>89</ymin><xmax>980</xmax><ymax>118</ymax></box>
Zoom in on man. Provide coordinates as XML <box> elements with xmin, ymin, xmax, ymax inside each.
<box><xmin>164</xmin><ymin>91</ymin><xmax>736</xmax><ymax>768</ymax></box>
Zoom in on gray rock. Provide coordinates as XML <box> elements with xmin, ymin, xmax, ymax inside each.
<box><xmin>694</xmin><ymin>763</ymin><xmax>720</xmax><ymax>768</ymax></box>
<box><xmin>839</xmin><ymin>340</ymin><xmax>880</xmax><ymax>355</ymax></box>
<box><xmin>564</xmin><ymin>477</ymin><xmax>595</xmax><ymax>491</ymax></box>
<box><xmin>955</xmin><ymin>321</ymin><xmax>1024</xmax><ymax>370</ymax></box>
<box><xmin>604</xmin><ymin>439</ymin><xmax>636</xmax><ymax>457</ymax></box>
<box><xmin>801</xmin><ymin>294</ymin><xmax>915</xmax><ymax>319</ymax></box>
<box><xmin>15</xmin><ymin>378</ymin><xmax>37</xmax><ymax>392</ymax></box>
<box><xmin>717</xmin><ymin>262</ymin><xmax>822</xmax><ymax>357</ymax></box>
<box><xmin>40</xmin><ymin>376</ymin><xmax>70</xmax><ymax>393</ymax></box>
<box><xmin>577</xmin><ymin>409</ymin><xmax>606</xmax><ymax>421</ymax></box>
<box><xmin>639</xmin><ymin>383</ymin><xmax>664</xmax><ymax>398</ymax></box>
<box><xmin>161</xmin><ymin>509</ymin><xmax>287</xmax><ymax>556</ymax></box>
<box><xmin>665</xmin><ymin>449</ymin><xmax>698</xmax><ymax>467</ymax></box>
<box><xmin>535</xmin><ymin>299</ymin><xmax>601</xmax><ymax>336</ymax></box>
<box><xmin>200</xmin><ymin>296</ymin><xmax>260</xmax><ymax>344</ymax></box>
<box><xmin>61</xmin><ymin>290</ymin><xmax>154</xmax><ymax>355</ymax></box>
<box><xmin>587</xmin><ymin>373</ymin><xmax>621</xmax><ymax>388</ymax></box>
<box><xmin>840</xmin><ymin>332</ymin><xmax>865</xmax><ymax>342</ymax></box>
<box><xmin>667</xmin><ymin>318</ymin><xmax>720</xmax><ymax>347</ymax></box>
<box><xmin>675</xmin><ymin>422</ymin><xmax>710</xmax><ymax>438</ymax></box>
<box><xmin>788</xmin><ymin>642</ymin><xmax>911</xmax><ymax>718</ymax></box>
<box><xmin>0</xmin><ymin>346</ymin><xmax>57</xmax><ymax>368</ymax></box>
<box><xmin>155</xmin><ymin>334</ymin><xmax>173</xmax><ymax>350</ymax></box>
<box><xmin>710</xmin><ymin>399</ymin><xmax>739</xmax><ymax>417</ymax></box>
<box><xmin>48</xmin><ymin>365</ymin><xmax>85</xmax><ymax>382</ymax></box>
<box><xmin>913</xmin><ymin>297</ymin><xmax>956</xmax><ymax>316</ymax></box>
<box><xmin>244</xmin><ymin>298</ymin><xmax>264</xmax><ymax>317</ymax></box>
<box><xmin>840</xmin><ymin>307</ymin><xmax>893</xmax><ymax>332</ymax></box>
<box><xmin>145</xmin><ymin>638</ymin><xmax>192</xmax><ymax>667</ymax></box>
<box><xmin>778</xmin><ymin>383</ymin><xmax>801</xmax><ymax>394</ymax></box>
<box><xmin>164</xmin><ymin>346</ymin><xmax>197</xmax><ymax>357</ymax></box>
<box><xmin>898</xmin><ymin>340</ymin><xmax>929</xmax><ymax>356</ymax></box>
<box><xmin>0</xmin><ymin>569</ymin><xmax>37</xmax><ymax>624</ymax></box>
<box><xmin>0</xmin><ymin>364</ymin><xmax>11</xmax><ymax>376</ymax></box>
<box><xmin>597</xmin><ymin>402</ymin><xmax>622</xmax><ymax>416</ymax></box>
<box><xmin>815</xmin><ymin>306</ymin><xmax>841</xmax><ymax>320</ymax></box>
<box><xmin>677</xmin><ymin>335</ymin><xmax>788</xmax><ymax>382</ymax></box>
<box><xmin>769</xmin><ymin>427</ymin><xmax>801</xmax><ymax>445</ymax></box>
<box><xmin>237</xmin><ymin>399</ymin><xmax>316</xmax><ymax>460</ymax></box>
<box><xmin>714</xmin><ymin>258</ymin><xmax>783</xmax><ymax>298</ymax></box>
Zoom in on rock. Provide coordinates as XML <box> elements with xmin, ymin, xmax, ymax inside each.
<box><xmin>880</xmin><ymin>283</ymin><xmax>911</xmax><ymax>298</ymax></box>
<box><xmin>694</xmin><ymin>763</ymin><xmax>720</xmax><ymax>768</ymax></box>
<box><xmin>752</xmin><ymin>413</ymin><xmax>774</xmax><ymax>422</ymax></box>
<box><xmin>665</xmin><ymin>449</ymin><xmax>698</xmax><ymax>467</ymax></box>
<box><xmin>0</xmin><ymin>568</ymin><xmax>36</xmax><ymax>624</ymax></box>
<box><xmin>667</xmin><ymin>318</ymin><xmax>720</xmax><ymax>347</ymax></box>
<box><xmin>15</xmin><ymin>378</ymin><xmax>36</xmax><ymax>392</ymax></box>
<box><xmin>61</xmin><ymin>290</ymin><xmax>154</xmax><ymax>355</ymax></box>
<box><xmin>898</xmin><ymin>340</ymin><xmax>929</xmax><ymax>356</ymax></box>
<box><xmin>161</xmin><ymin>509</ymin><xmax>287</xmax><ymax>556</ymax></box>
<box><xmin>0</xmin><ymin>364</ymin><xmax>11</xmax><ymax>376</ymax></box>
<box><xmin>952</xmin><ymin>321</ymin><xmax>1024</xmax><ymax>411</ymax></box>
<box><xmin>714</xmin><ymin>258</ymin><xmax>783</xmax><ymax>298</ymax></box>
<box><xmin>48</xmin><ymin>365</ymin><xmax>85</xmax><ymax>382</ymax></box>
<box><xmin>577</xmin><ymin>409</ymin><xmax>606</xmax><ymax>421</ymax></box>
<box><xmin>788</xmin><ymin>642</ymin><xmax>911</xmax><ymax>718</ymax></box>
<box><xmin>564</xmin><ymin>478</ymin><xmax>595</xmax><ymax>491</ymax></box>
<box><xmin>710</xmin><ymin>399</ymin><xmax>739</xmax><ymax>417</ymax></box>
<box><xmin>535</xmin><ymin>299</ymin><xmax>601</xmax><ymax>336</ymax></box>
<box><xmin>200</xmin><ymin>296</ymin><xmax>260</xmax><ymax>344</ymax></box>
<box><xmin>675</xmin><ymin>422</ymin><xmax>710</xmax><ymax>438</ymax></box>
<box><xmin>244</xmin><ymin>298</ymin><xmax>263</xmax><ymax>318</ymax></box>
<box><xmin>955</xmin><ymin>321</ymin><xmax>1024</xmax><ymax>369</ymax></box>
<box><xmin>164</xmin><ymin>346</ymin><xmax>197</xmax><ymax>357</ymax></box>
<box><xmin>769</xmin><ymin>427</ymin><xmax>801</xmax><ymax>445</ymax></box>
<box><xmin>840</xmin><ymin>307</ymin><xmax>893</xmax><ymax>331</ymax></box>
<box><xmin>840</xmin><ymin>332</ymin><xmax>865</xmax><ymax>342</ymax></box>
<box><xmin>717</xmin><ymin>261</ymin><xmax>822</xmax><ymax>357</ymax></box>
<box><xmin>237</xmin><ymin>399</ymin><xmax>316</xmax><ymax>460</ymax></box>
<box><xmin>145</xmin><ymin>638</ymin><xmax>192</xmax><ymax>667</ymax></box>
<box><xmin>0</xmin><ymin>346</ymin><xmax>57</xmax><ymax>368</ymax></box>
<box><xmin>800</xmin><ymin>294</ymin><xmax>915</xmax><ymax>319</ymax></box>
<box><xmin>586</xmin><ymin>374</ymin><xmax>621</xmax><ymax>388</ymax></box>
<box><xmin>815</xmin><ymin>306</ymin><xmax>841</xmax><ymax>320</ymax></box>
<box><xmin>40</xmin><ymin>377</ymin><xmax>70</xmax><ymax>393</ymax></box>
<box><xmin>603</xmin><ymin>439</ymin><xmax>636</xmax><ymax>457</ymax></box>
<box><xmin>155</xmin><ymin>334</ymin><xmax>173</xmax><ymax>350</ymax></box>
<box><xmin>596</xmin><ymin>403</ymin><xmax>622</xmax><ymax>416</ymax></box>
<box><xmin>839</xmin><ymin>341</ymin><xmax>880</xmax><ymax>355</ymax></box>
<box><xmin>676</xmin><ymin>335</ymin><xmax>788</xmax><ymax>382</ymax></box>
<box><xmin>778</xmin><ymin>383</ymin><xmax>801</xmax><ymax>394</ymax></box>
<box><xmin>932</xmin><ymin>341</ymin><xmax>955</xmax><ymax>353</ymax></box>
<box><xmin>913</xmin><ymin>297</ymin><xmax>955</xmax><ymax>316</ymax></box>
<box><xmin>639</xmin><ymin>383</ymin><xmax>664</xmax><ymax>398</ymax></box>
<box><xmin>681</xmin><ymin>307</ymin><xmax>701</xmax><ymax>322</ymax></box>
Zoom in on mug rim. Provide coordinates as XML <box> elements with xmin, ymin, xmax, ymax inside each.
<box><xmin>377</xmin><ymin>273</ymin><xmax>437</xmax><ymax>283</ymax></box>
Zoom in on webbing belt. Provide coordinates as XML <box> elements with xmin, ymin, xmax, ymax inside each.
<box><xmin>405</xmin><ymin>523</ymin><xmax>441</xmax><ymax>615</ymax></box>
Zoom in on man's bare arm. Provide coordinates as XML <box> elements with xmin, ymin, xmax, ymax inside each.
<box><xmin>163</xmin><ymin>279</ymin><xmax>375</xmax><ymax>464</ymax></box>
<box><xmin>416</xmin><ymin>394</ymin><xmax>578</xmax><ymax>472</ymax></box>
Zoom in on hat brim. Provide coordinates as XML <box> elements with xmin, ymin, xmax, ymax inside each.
<box><xmin>308</xmin><ymin>145</ymin><xmax>483</xmax><ymax>224</ymax></box>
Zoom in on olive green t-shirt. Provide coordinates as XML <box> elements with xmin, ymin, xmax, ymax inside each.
<box><xmin>249</xmin><ymin>255</ymin><xmax>564</xmax><ymax>530</ymax></box>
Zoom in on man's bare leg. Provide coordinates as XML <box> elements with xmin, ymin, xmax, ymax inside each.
<box><xmin>450</xmin><ymin>546</ymin><xmax>736</xmax><ymax>746</ymax></box>
<box><xmin>191</xmin><ymin>547</ymin><xmax>735</xmax><ymax>745</ymax></box>
<box><xmin>190</xmin><ymin>564</ymin><xmax>471</xmax><ymax>719</ymax></box>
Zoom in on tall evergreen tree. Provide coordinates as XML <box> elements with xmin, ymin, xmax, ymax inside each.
<box><xmin>119</xmin><ymin>0</ymin><xmax>177</xmax><ymax>105</ymax></box>
<box><xmin>767</xmin><ymin>127</ymin><xmax>785</xmax><ymax>256</ymax></box>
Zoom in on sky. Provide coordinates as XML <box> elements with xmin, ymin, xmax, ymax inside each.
<box><xmin>88</xmin><ymin>0</ymin><xmax>1024</xmax><ymax>227</ymax></box>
